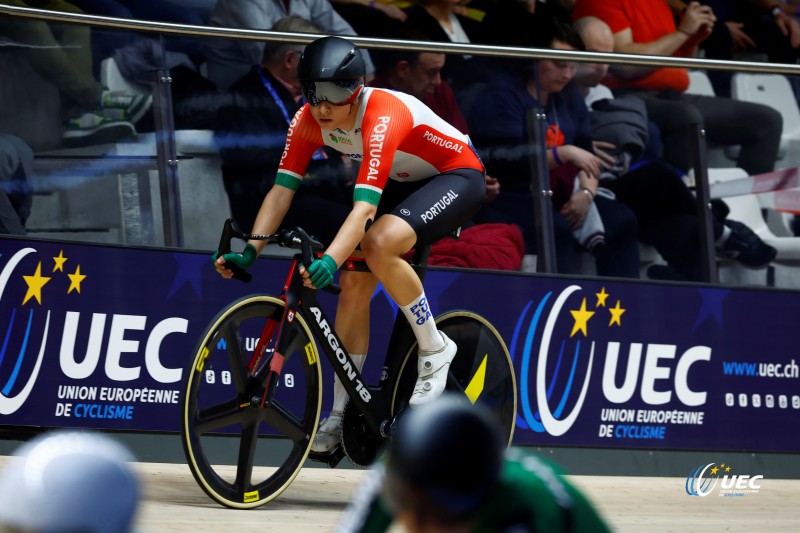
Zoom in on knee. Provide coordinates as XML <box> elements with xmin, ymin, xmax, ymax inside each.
<box><xmin>360</xmin><ymin>226</ymin><xmax>392</xmax><ymax>262</ymax></box>
<box><xmin>338</xmin><ymin>272</ymin><xmax>373</xmax><ymax>306</ymax></box>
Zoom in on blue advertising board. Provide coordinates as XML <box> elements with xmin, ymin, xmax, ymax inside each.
<box><xmin>1</xmin><ymin>238</ymin><xmax>798</xmax><ymax>452</ymax></box>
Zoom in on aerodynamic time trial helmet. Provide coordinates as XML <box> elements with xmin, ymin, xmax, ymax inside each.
<box><xmin>298</xmin><ymin>36</ymin><xmax>366</xmax><ymax>106</ymax></box>
<box><xmin>383</xmin><ymin>395</ymin><xmax>505</xmax><ymax>524</ymax></box>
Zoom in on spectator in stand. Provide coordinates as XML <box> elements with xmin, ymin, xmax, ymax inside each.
<box><xmin>467</xmin><ymin>19</ymin><xmax>640</xmax><ymax>277</ymax></box>
<box><xmin>63</xmin><ymin>0</ymin><xmax>210</xmax><ymax>75</ymax></box>
<box><xmin>0</xmin><ymin>431</ymin><xmax>141</xmax><ymax>533</ymax></box>
<box><xmin>683</xmin><ymin>0</ymin><xmax>800</xmax><ymax>97</ymax></box>
<box><xmin>697</xmin><ymin>0</ymin><xmax>800</xmax><ymax>64</ymax></box>
<box><xmin>574</xmin><ymin>16</ymin><xmax>778</xmax><ymax>279</ymax></box>
<box><xmin>0</xmin><ymin>0</ymin><xmax>152</xmax><ymax>147</ymax></box>
<box><xmin>401</xmin><ymin>0</ymin><xmax>486</xmax><ymax>95</ymax></box>
<box><xmin>478</xmin><ymin>0</ymin><xmax>574</xmax><ymax>44</ymax></box>
<box><xmin>330</xmin><ymin>0</ymin><xmax>408</xmax><ymax>38</ymax></box>
<box><xmin>370</xmin><ymin>28</ymin><xmax>469</xmax><ymax>133</ymax></box>
<box><xmin>572</xmin><ymin>0</ymin><xmax>783</xmax><ymax>177</ymax></box>
<box><xmin>204</xmin><ymin>0</ymin><xmax>377</xmax><ymax>92</ymax></box>
<box><xmin>215</xmin><ymin>16</ymin><xmax>352</xmax><ymax>242</ymax></box>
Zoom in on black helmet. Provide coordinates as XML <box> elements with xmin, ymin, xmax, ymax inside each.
<box><xmin>383</xmin><ymin>395</ymin><xmax>505</xmax><ymax>523</ymax></box>
<box><xmin>298</xmin><ymin>36</ymin><xmax>365</xmax><ymax>106</ymax></box>
<box><xmin>298</xmin><ymin>36</ymin><xmax>365</xmax><ymax>81</ymax></box>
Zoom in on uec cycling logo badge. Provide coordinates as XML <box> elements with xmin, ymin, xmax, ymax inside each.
<box><xmin>512</xmin><ymin>285</ymin><xmax>626</xmax><ymax>436</ymax></box>
<box><xmin>0</xmin><ymin>247</ymin><xmax>86</xmax><ymax>415</ymax></box>
<box><xmin>686</xmin><ymin>462</ymin><xmax>763</xmax><ymax>497</ymax></box>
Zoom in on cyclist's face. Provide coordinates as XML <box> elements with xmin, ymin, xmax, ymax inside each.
<box><xmin>308</xmin><ymin>100</ymin><xmax>358</xmax><ymax>131</ymax></box>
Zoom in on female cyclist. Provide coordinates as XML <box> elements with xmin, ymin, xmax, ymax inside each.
<box><xmin>214</xmin><ymin>36</ymin><xmax>486</xmax><ymax>452</ymax></box>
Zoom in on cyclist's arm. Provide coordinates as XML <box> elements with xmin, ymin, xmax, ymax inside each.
<box><xmin>247</xmin><ymin>185</ymin><xmax>296</xmax><ymax>253</ymax></box>
<box><xmin>323</xmin><ymin>201</ymin><xmax>378</xmax><ymax>266</ymax></box>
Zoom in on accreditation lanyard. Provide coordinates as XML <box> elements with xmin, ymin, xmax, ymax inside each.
<box><xmin>258</xmin><ymin>67</ymin><xmax>327</xmax><ymax>160</ymax></box>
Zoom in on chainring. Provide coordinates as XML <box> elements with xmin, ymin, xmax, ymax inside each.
<box><xmin>341</xmin><ymin>402</ymin><xmax>386</xmax><ymax>467</ymax></box>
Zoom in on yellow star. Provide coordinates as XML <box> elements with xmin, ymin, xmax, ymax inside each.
<box><xmin>596</xmin><ymin>287</ymin><xmax>609</xmax><ymax>307</ymax></box>
<box><xmin>570</xmin><ymin>297</ymin><xmax>595</xmax><ymax>337</ymax></box>
<box><xmin>609</xmin><ymin>300</ymin><xmax>626</xmax><ymax>327</ymax></box>
<box><xmin>726</xmin><ymin>466</ymin><xmax>731</xmax><ymax>472</ymax></box>
<box><xmin>710</xmin><ymin>466</ymin><xmax>719</xmax><ymax>475</ymax></box>
<box><xmin>22</xmin><ymin>262</ymin><xmax>51</xmax><ymax>305</ymax></box>
<box><xmin>67</xmin><ymin>265</ymin><xmax>86</xmax><ymax>294</ymax></box>
<box><xmin>53</xmin><ymin>250</ymin><xmax>67</xmax><ymax>272</ymax></box>
<box><xmin>720</xmin><ymin>463</ymin><xmax>725</xmax><ymax>468</ymax></box>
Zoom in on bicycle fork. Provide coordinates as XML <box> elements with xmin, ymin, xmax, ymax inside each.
<box><xmin>250</xmin><ymin>263</ymin><xmax>302</xmax><ymax>409</ymax></box>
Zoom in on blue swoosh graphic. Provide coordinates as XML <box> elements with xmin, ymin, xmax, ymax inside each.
<box><xmin>509</xmin><ymin>299</ymin><xmax>535</xmax><ymax>365</ymax></box>
<box><xmin>0</xmin><ymin>308</ymin><xmax>16</xmax><ymax>369</ymax></box>
<box><xmin>520</xmin><ymin>293</ymin><xmax>551</xmax><ymax>432</ymax></box>
<box><xmin>685</xmin><ymin>465</ymin><xmax>702</xmax><ymax>495</ymax></box>
<box><xmin>555</xmin><ymin>340</ymin><xmax>581</xmax><ymax>419</ymax></box>
<box><xmin>2</xmin><ymin>309</ymin><xmax>33</xmax><ymax>396</ymax></box>
<box><xmin>510</xmin><ymin>299</ymin><xmax>535</xmax><ymax>430</ymax></box>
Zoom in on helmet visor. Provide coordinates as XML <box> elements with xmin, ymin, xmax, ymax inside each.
<box><xmin>302</xmin><ymin>79</ymin><xmax>363</xmax><ymax>106</ymax></box>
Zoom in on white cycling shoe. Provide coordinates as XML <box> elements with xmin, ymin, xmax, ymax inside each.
<box><xmin>409</xmin><ymin>331</ymin><xmax>457</xmax><ymax>406</ymax></box>
<box><xmin>311</xmin><ymin>410</ymin><xmax>343</xmax><ymax>453</ymax></box>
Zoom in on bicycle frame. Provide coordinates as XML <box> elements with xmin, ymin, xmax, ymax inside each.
<box><xmin>237</xmin><ymin>223</ymin><xmax>434</xmax><ymax>443</ymax></box>
<box><xmin>184</xmin><ymin>221</ymin><xmax>516</xmax><ymax>506</ymax></box>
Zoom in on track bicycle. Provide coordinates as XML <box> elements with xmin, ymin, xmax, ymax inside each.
<box><xmin>180</xmin><ymin>219</ymin><xmax>517</xmax><ymax>509</ymax></box>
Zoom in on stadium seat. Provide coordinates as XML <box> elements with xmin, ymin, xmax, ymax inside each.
<box><xmin>709</xmin><ymin>167</ymin><xmax>800</xmax><ymax>262</ymax></box>
<box><xmin>731</xmin><ymin>73</ymin><xmax>799</xmax><ymax>169</ymax></box>
<box><xmin>100</xmin><ymin>57</ymin><xmax>149</xmax><ymax>95</ymax></box>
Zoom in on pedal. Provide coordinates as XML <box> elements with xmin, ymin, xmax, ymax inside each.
<box><xmin>307</xmin><ymin>445</ymin><xmax>346</xmax><ymax>468</ymax></box>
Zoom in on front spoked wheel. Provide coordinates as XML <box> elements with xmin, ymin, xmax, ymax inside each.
<box><xmin>180</xmin><ymin>295</ymin><xmax>322</xmax><ymax>509</ymax></box>
<box><xmin>392</xmin><ymin>311</ymin><xmax>517</xmax><ymax>446</ymax></box>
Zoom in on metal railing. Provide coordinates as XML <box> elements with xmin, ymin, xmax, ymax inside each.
<box><xmin>4</xmin><ymin>3</ymin><xmax>800</xmax><ymax>74</ymax></box>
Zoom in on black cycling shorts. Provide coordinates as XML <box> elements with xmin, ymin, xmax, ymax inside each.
<box><xmin>376</xmin><ymin>168</ymin><xmax>485</xmax><ymax>246</ymax></box>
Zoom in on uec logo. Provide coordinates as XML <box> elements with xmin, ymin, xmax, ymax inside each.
<box><xmin>0</xmin><ymin>248</ymin><xmax>50</xmax><ymax>415</ymax></box>
<box><xmin>515</xmin><ymin>286</ymin><xmax>594</xmax><ymax>436</ymax></box>
<box><xmin>513</xmin><ymin>285</ymin><xmax>710</xmax><ymax>437</ymax></box>
<box><xmin>686</xmin><ymin>463</ymin><xmax>763</xmax><ymax>496</ymax></box>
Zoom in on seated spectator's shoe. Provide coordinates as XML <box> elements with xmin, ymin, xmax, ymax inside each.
<box><xmin>716</xmin><ymin>220</ymin><xmax>777</xmax><ymax>269</ymax></box>
<box><xmin>409</xmin><ymin>332</ymin><xmax>457</xmax><ymax>406</ymax></box>
<box><xmin>101</xmin><ymin>90</ymin><xmax>153</xmax><ymax>124</ymax></box>
<box><xmin>62</xmin><ymin>112</ymin><xmax>136</xmax><ymax>148</ymax></box>
<box><xmin>311</xmin><ymin>410</ymin><xmax>343</xmax><ymax>453</ymax></box>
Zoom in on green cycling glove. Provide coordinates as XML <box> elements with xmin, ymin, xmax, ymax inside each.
<box><xmin>213</xmin><ymin>243</ymin><xmax>258</xmax><ymax>270</ymax></box>
<box><xmin>306</xmin><ymin>254</ymin><xmax>337</xmax><ymax>289</ymax></box>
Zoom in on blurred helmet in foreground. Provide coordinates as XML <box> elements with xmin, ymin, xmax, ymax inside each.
<box><xmin>383</xmin><ymin>395</ymin><xmax>505</xmax><ymax>524</ymax></box>
<box><xmin>0</xmin><ymin>431</ymin><xmax>140</xmax><ymax>533</ymax></box>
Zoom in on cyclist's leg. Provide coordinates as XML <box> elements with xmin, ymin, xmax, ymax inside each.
<box><xmin>312</xmin><ymin>270</ymin><xmax>379</xmax><ymax>452</ymax></box>
<box><xmin>362</xmin><ymin>169</ymin><xmax>485</xmax><ymax>405</ymax></box>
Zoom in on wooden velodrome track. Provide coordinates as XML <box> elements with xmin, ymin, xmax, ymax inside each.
<box><xmin>2</xmin><ymin>456</ymin><xmax>796</xmax><ymax>532</ymax></box>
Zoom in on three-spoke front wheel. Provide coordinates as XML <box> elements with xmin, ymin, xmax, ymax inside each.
<box><xmin>180</xmin><ymin>295</ymin><xmax>322</xmax><ymax>509</ymax></box>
